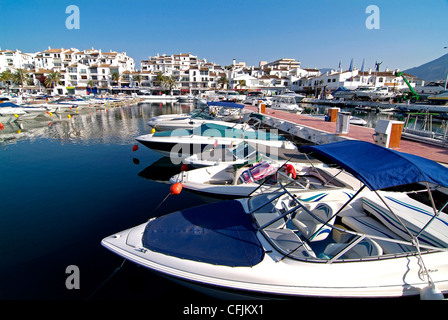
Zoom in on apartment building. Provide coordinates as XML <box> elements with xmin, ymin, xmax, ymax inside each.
<box><xmin>140</xmin><ymin>53</ymin><xmax>227</xmax><ymax>94</ymax></box>
<box><xmin>0</xmin><ymin>49</ymin><xmax>34</xmax><ymax>73</ymax></box>
<box><xmin>0</xmin><ymin>47</ymin><xmax>136</xmax><ymax>95</ymax></box>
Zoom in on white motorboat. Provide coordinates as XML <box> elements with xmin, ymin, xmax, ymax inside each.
<box><xmin>138</xmin><ymin>91</ymin><xmax>178</xmax><ymax>102</ymax></box>
<box><xmin>147</xmin><ymin>102</ymin><xmax>246</xmax><ymax>131</ymax></box>
<box><xmin>242</xmin><ymin>92</ymin><xmax>272</xmax><ymax>107</ymax></box>
<box><xmin>331</xmin><ymin>87</ymin><xmax>356</xmax><ymax>100</ymax></box>
<box><xmin>135</xmin><ymin>122</ymin><xmax>297</xmax><ymax>160</ymax></box>
<box><xmin>353</xmin><ymin>86</ymin><xmax>376</xmax><ymax>100</ymax></box>
<box><xmin>270</xmin><ymin>94</ymin><xmax>304</xmax><ymax>113</ymax></box>
<box><xmin>368</xmin><ymin>87</ymin><xmax>395</xmax><ymax>100</ymax></box>
<box><xmin>36</xmin><ymin>97</ymin><xmax>89</xmax><ymax>113</ymax></box>
<box><xmin>170</xmin><ymin>159</ymin><xmax>357</xmax><ymax>198</ymax></box>
<box><xmin>102</xmin><ymin>140</ymin><xmax>448</xmax><ymax>299</ymax></box>
<box><xmin>305</xmin><ymin>113</ymin><xmax>367</xmax><ymax>126</ymax></box>
<box><xmin>0</xmin><ymin>102</ymin><xmax>26</xmax><ymax>123</ymax></box>
<box><xmin>349</xmin><ymin>116</ymin><xmax>367</xmax><ymax>126</ymax></box>
<box><xmin>177</xmin><ymin>94</ymin><xmax>195</xmax><ymax>102</ymax></box>
<box><xmin>182</xmin><ymin>141</ymin><xmax>259</xmax><ymax>167</ymax></box>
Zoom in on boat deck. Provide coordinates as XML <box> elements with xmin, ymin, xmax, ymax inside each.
<box><xmin>244</xmin><ymin>105</ymin><xmax>448</xmax><ymax>164</ymax></box>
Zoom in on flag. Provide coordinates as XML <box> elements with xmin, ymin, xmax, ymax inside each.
<box><xmin>361</xmin><ymin>59</ymin><xmax>365</xmax><ymax>73</ymax></box>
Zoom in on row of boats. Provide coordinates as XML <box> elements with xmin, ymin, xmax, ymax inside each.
<box><xmin>0</xmin><ymin>95</ymin><xmax>142</xmax><ymax>124</ymax></box>
<box><xmin>101</xmin><ymin>101</ymin><xmax>448</xmax><ymax>300</ymax></box>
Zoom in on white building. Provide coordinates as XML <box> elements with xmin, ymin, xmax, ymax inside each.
<box><xmin>0</xmin><ymin>49</ymin><xmax>34</xmax><ymax>72</ymax></box>
<box><xmin>304</xmin><ymin>68</ymin><xmax>423</xmax><ymax>93</ymax></box>
<box><xmin>1</xmin><ymin>47</ymin><xmax>136</xmax><ymax>95</ymax></box>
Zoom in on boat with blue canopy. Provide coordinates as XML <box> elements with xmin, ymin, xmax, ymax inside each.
<box><xmin>102</xmin><ymin>140</ymin><xmax>448</xmax><ymax>299</ymax></box>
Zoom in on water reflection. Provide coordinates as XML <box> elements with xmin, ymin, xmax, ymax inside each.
<box><xmin>0</xmin><ymin>101</ymin><xmax>417</xmax><ymax>148</ymax></box>
<box><xmin>301</xmin><ymin>103</ymin><xmax>407</xmax><ymax>128</ymax></box>
<box><xmin>0</xmin><ymin>102</ymin><xmax>196</xmax><ymax>147</ymax></box>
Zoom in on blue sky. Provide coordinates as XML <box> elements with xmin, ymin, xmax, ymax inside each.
<box><xmin>1</xmin><ymin>0</ymin><xmax>447</xmax><ymax>71</ymax></box>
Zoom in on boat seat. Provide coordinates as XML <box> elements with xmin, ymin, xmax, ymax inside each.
<box><xmin>264</xmin><ymin>228</ymin><xmax>316</xmax><ymax>259</ymax></box>
<box><xmin>322</xmin><ymin>238</ymin><xmax>383</xmax><ymax>259</ymax></box>
<box><xmin>292</xmin><ymin>203</ymin><xmax>336</xmax><ymax>242</ymax></box>
<box><xmin>361</xmin><ymin>194</ymin><xmax>448</xmax><ymax>248</ymax></box>
<box><xmin>342</xmin><ymin>216</ymin><xmax>415</xmax><ymax>254</ymax></box>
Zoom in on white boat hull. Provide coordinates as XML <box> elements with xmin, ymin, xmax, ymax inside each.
<box><xmin>102</xmin><ymin>218</ymin><xmax>448</xmax><ymax>299</ymax></box>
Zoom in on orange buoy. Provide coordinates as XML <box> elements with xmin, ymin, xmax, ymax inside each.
<box><xmin>170</xmin><ymin>182</ymin><xmax>183</xmax><ymax>195</ymax></box>
<box><xmin>132</xmin><ymin>144</ymin><xmax>139</xmax><ymax>152</ymax></box>
<box><xmin>0</xmin><ymin>123</ymin><xmax>3</xmax><ymax>130</ymax></box>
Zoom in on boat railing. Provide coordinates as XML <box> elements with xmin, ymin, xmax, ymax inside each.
<box><xmin>250</xmin><ymin>183</ymin><xmax>448</xmax><ymax>263</ymax></box>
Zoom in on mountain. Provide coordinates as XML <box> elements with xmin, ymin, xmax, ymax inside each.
<box><xmin>319</xmin><ymin>68</ymin><xmax>334</xmax><ymax>74</ymax></box>
<box><xmin>404</xmin><ymin>54</ymin><xmax>448</xmax><ymax>82</ymax></box>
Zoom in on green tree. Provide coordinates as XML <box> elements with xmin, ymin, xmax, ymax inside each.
<box><xmin>87</xmin><ymin>80</ymin><xmax>94</xmax><ymax>94</ymax></box>
<box><xmin>154</xmin><ymin>71</ymin><xmax>164</xmax><ymax>88</ymax></box>
<box><xmin>237</xmin><ymin>79</ymin><xmax>246</xmax><ymax>91</ymax></box>
<box><xmin>111</xmin><ymin>71</ymin><xmax>121</xmax><ymax>87</ymax></box>
<box><xmin>0</xmin><ymin>69</ymin><xmax>13</xmax><ymax>94</ymax></box>
<box><xmin>132</xmin><ymin>74</ymin><xmax>142</xmax><ymax>87</ymax></box>
<box><xmin>161</xmin><ymin>75</ymin><xmax>178</xmax><ymax>95</ymax></box>
<box><xmin>218</xmin><ymin>75</ymin><xmax>229</xmax><ymax>89</ymax></box>
<box><xmin>44</xmin><ymin>71</ymin><xmax>62</xmax><ymax>92</ymax></box>
<box><xmin>12</xmin><ymin>68</ymin><xmax>29</xmax><ymax>95</ymax></box>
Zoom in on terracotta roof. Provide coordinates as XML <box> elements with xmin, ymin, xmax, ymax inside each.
<box><xmin>44</xmin><ymin>48</ymin><xmax>63</xmax><ymax>53</ymax></box>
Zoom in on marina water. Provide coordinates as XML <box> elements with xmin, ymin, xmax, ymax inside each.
<box><xmin>0</xmin><ymin>102</ymin><xmax>214</xmax><ymax>300</ymax></box>
<box><xmin>0</xmin><ymin>101</ymin><xmax>405</xmax><ymax>300</ymax></box>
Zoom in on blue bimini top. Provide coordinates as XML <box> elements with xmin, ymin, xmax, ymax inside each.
<box><xmin>299</xmin><ymin>140</ymin><xmax>448</xmax><ymax>190</ymax></box>
<box><xmin>142</xmin><ymin>200</ymin><xmax>264</xmax><ymax>267</ymax></box>
<box><xmin>207</xmin><ymin>101</ymin><xmax>245</xmax><ymax>109</ymax></box>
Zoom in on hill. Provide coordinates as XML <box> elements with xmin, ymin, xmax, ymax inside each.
<box><xmin>404</xmin><ymin>54</ymin><xmax>448</xmax><ymax>82</ymax></box>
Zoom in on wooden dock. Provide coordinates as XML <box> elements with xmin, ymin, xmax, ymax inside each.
<box><xmin>244</xmin><ymin>105</ymin><xmax>448</xmax><ymax>164</ymax></box>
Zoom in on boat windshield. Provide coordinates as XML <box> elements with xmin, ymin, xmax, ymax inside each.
<box><xmin>247</xmin><ymin>183</ymin><xmax>447</xmax><ymax>263</ymax></box>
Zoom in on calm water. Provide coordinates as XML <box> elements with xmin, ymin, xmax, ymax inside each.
<box><xmin>0</xmin><ymin>101</ymin><xmax>413</xmax><ymax>302</ymax></box>
<box><xmin>0</xmin><ymin>102</ymin><xmax>215</xmax><ymax>301</ymax></box>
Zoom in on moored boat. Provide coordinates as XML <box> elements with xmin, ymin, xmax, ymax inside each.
<box><xmin>270</xmin><ymin>94</ymin><xmax>304</xmax><ymax>113</ymax></box>
<box><xmin>169</xmin><ymin>159</ymin><xmax>357</xmax><ymax>198</ymax></box>
<box><xmin>102</xmin><ymin>140</ymin><xmax>448</xmax><ymax>299</ymax></box>
<box><xmin>135</xmin><ymin>122</ymin><xmax>297</xmax><ymax>160</ymax></box>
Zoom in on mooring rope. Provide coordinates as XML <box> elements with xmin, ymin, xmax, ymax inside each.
<box><xmin>88</xmin><ymin>259</ymin><xmax>126</xmax><ymax>299</ymax></box>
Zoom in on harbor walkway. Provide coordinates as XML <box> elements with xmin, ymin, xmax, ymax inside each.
<box><xmin>244</xmin><ymin>105</ymin><xmax>448</xmax><ymax>164</ymax></box>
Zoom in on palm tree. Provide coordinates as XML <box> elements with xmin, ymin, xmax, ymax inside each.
<box><xmin>161</xmin><ymin>75</ymin><xmax>178</xmax><ymax>95</ymax></box>
<box><xmin>87</xmin><ymin>80</ymin><xmax>94</xmax><ymax>94</ymax></box>
<box><xmin>44</xmin><ymin>71</ymin><xmax>62</xmax><ymax>94</ymax></box>
<box><xmin>132</xmin><ymin>74</ymin><xmax>142</xmax><ymax>87</ymax></box>
<box><xmin>237</xmin><ymin>79</ymin><xmax>246</xmax><ymax>91</ymax></box>
<box><xmin>111</xmin><ymin>71</ymin><xmax>120</xmax><ymax>87</ymax></box>
<box><xmin>154</xmin><ymin>71</ymin><xmax>164</xmax><ymax>88</ymax></box>
<box><xmin>12</xmin><ymin>69</ymin><xmax>29</xmax><ymax>96</ymax></box>
<box><xmin>0</xmin><ymin>70</ymin><xmax>13</xmax><ymax>94</ymax></box>
<box><xmin>218</xmin><ymin>76</ymin><xmax>229</xmax><ymax>89</ymax></box>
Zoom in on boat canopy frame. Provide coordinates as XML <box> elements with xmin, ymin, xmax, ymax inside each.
<box><xmin>248</xmin><ymin>140</ymin><xmax>448</xmax><ymax>265</ymax></box>
<box><xmin>249</xmin><ymin>183</ymin><xmax>448</xmax><ymax>266</ymax></box>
